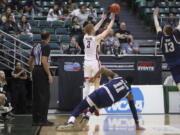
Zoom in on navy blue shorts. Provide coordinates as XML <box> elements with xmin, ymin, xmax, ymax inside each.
<box><xmin>88</xmin><ymin>87</ymin><xmax>113</xmax><ymax>108</ymax></box>
<box><xmin>170</xmin><ymin>65</ymin><xmax>180</xmax><ymax>84</ymax></box>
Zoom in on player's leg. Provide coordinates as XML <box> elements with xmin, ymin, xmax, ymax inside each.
<box><xmin>83</xmin><ymin>62</ymin><xmax>92</xmax><ymax>99</ymax></box>
<box><xmin>92</xmin><ymin>60</ymin><xmax>101</xmax><ymax>90</ymax></box>
<box><xmin>170</xmin><ymin>67</ymin><xmax>180</xmax><ymax>91</ymax></box>
<box><xmin>68</xmin><ymin>99</ymin><xmax>90</xmax><ymax>124</ymax></box>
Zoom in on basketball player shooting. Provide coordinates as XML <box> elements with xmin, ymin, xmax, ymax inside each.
<box><xmin>83</xmin><ymin>13</ymin><xmax>115</xmax><ymax>100</ymax></box>
<box><xmin>57</xmin><ymin>67</ymin><xmax>145</xmax><ymax>131</ymax></box>
<box><xmin>153</xmin><ymin>7</ymin><xmax>180</xmax><ymax>91</ymax></box>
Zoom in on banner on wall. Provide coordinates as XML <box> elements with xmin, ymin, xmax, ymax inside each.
<box><xmin>100</xmin><ymin>85</ymin><xmax>165</xmax><ymax>114</ymax></box>
<box><xmin>56</xmin><ymin>55</ymin><xmax>162</xmax><ymax>110</ymax></box>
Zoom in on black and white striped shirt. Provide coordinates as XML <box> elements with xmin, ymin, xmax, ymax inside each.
<box><xmin>31</xmin><ymin>42</ymin><xmax>50</xmax><ymax>66</ymax></box>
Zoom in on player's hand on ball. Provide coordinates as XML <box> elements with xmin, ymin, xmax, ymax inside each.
<box><xmin>153</xmin><ymin>7</ymin><xmax>159</xmax><ymax>16</ymax></box>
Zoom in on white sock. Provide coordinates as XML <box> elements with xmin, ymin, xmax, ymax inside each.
<box><xmin>83</xmin><ymin>81</ymin><xmax>91</xmax><ymax>99</ymax></box>
<box><xmin>68</xmin><ymin>116</ymin><xmax>76</xmax><ymax>123</ymax></box>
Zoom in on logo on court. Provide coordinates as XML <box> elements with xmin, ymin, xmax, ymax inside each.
<box><xmin>103</xmin><ymin>87</ymin><xmax>144</xmax><ymax>113</ymax></box>
<box><xmin>64</xmin><ymin>62</ymin><xmax>81</xmax><ymax>71</ymax></box>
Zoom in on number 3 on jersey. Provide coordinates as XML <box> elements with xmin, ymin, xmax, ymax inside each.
<box><xmin>87</xmin><ymin>41</ymin><xmax>91</xmax><ymax>48</ymax></box>
<box><xmin>164</xmin><ymin>42</ymin><xmax>175</xmax><ymax>53</ymax></box>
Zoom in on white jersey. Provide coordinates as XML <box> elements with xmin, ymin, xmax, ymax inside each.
<box><xmin>83</xmin><ymin>34</ymin><xmax>99</xmax><ymax>61</ymax></box>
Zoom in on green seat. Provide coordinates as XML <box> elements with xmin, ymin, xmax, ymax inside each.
<box><xmin>31</xmin><ymin>27</ymin><xmax>41</xmax><ymax>34</ymax></box>
<box><xmin>55</xmin><ymin>28</ymin><xmax>69</xmax><ymax>35</ymax></box>
<box><xmin>60</xmin><ymin>35</ymin><xmax>70</xmax><ymax>43</ymax></box>
<box><xmin>39</xmin><ymin>20</ymin><xmax>51</xmax><ymax>27</ymax></box>
<box><xmin>175</xmin><ymin>2</ymin><xmax>180</xmax><ymax>8</ymax></box>
<box><xmin>64</xmin><ymin>19</ymin><xmax>72</xmax><ymax>27</ymax></box>
<box><xmin>42</xmin><ymin>28</ymin><xmax>54</xmax><ymax>34</ymax></box>
<box><xmin>138</xmin><ymin>2</ymin><xmax>146</xmax><ymax>8</ymax></box>
<box><xmin>4</xmin><ymin>35</ymin><xmax>15</xmax><ymax>41</ymax></box>
<box><xmin>170</xmin><ymin>8</ymin><xmax>177</xmax><ymax>14</ymax></box>
<box><xmin>159</xmin><ymin>2</ymin><xmax>167</xmax><ymax>8</ymax></box>
<box><xmin>43</xmin><ymin>7</ymin><xmax>49</xmax><ymax>16</ymax></box>
<box><xmin>144</xmin><ymin>8</ymin><xmax>153</xmax><ymax>14</ymax></box>
<box><xmin>52</xmin><ymin>21</ymin><xmax>64</xmax><ymax>27</ymax></box>
<box><xmin>29</xmin><ymin>20</ymin><xmax>39</xmax><ymax>27</ymax></box>
<box><xmin>96</xmin><ymin>8</ymin><xmax>104</xmax><ymax>14</ymax></box>
<box><xmin>159</xmin><ymin>8</ymin><xmax>169</xmax><ymax>14</ymax></box>
<box><xmin>3</xmin><ymin>42</ymin><xmax>14</xmax><ymax>49</ymax></box>
<box><xmin>20</xmin><ymin>43</ymin><xmax>32</xmax><ymax>49</ymax></box>
<box><xmin>43</xmin><ymin>1</ymin><xmax>50</xmax><ymax>7</ymax></box>
<box><xmin>36</xmin><ymin>0</ymin><xmax>41</xmax><ymax>5</ymax></box>
<box><xmin>177</xmin><ymin>8</ymin><xmax>180</xmax><ymax>14</ymax></box>
<box><xmin>50</xmin><ymin>35</ymin><xmax>59</xmax><ymax>42</ymax></box>
<box><xmin>93</xmin><ymin>2</ymin><xmax>100</xmax><ymax>8</ymax></box>
<box><xmin>33</xmin><ymin>34</ymin><xmax>41</xmax><ymax>42</ymax></box>
<box><xmin>168</xmin><ymin>2</ymin><xmax>175</xmax><ymax>7</ymax></box>
<box><xmin>49</xmin><ymin>43</ymin><xmax>60</xmax><ymax>50</ymax></box>
<box><xmin>49</xmin><ymin>1</ymin><xmax>55</xmax><ymax>6</ymax></box>
<box><xmin>19</xmin><ymin>34</ymin><xmax>32</xmax><ymax>42</ymax></box>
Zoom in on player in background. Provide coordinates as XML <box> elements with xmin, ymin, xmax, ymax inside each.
<box><xmin>83</xmin><ymin>13</ymin><xmax>115</xmax><ymax>99</ymax></box>
<box><xmin>153</xmin><ymin>7</ymin><xmax>180</xmax><ymax>91</ymax></box>
<box><xmin>57</xmin><ymin>67</ymin><xmax>145</xmax><ymax>131</ymax></box>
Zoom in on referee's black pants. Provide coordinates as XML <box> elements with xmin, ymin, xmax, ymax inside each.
<box><xmin>32</xmin><ymin>66</ymin><xmax>50</xmax><ymax>123</ymax></box>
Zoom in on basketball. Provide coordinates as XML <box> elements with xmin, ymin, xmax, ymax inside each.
<box><xmin>110</xmin><ymin>3</ymin><xmax>120</xmax><ymax>14</ymax></box>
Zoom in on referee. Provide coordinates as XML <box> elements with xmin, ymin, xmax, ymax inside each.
<box><xmin>29</xmin><ymin>31</ymin><xmax>53</xmax><ymax>126</ymax></box>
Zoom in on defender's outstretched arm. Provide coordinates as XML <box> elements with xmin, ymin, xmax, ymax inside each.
<box><xmin>153</xmin><ymin>7</ymin><xmax>162</xmax><ymax>33</ymax></box>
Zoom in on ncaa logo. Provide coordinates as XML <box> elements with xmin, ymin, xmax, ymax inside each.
<box><xmin>104</xmin><ymin>88</ymin><xmax>144</xmax><ymax>113</ymax></box>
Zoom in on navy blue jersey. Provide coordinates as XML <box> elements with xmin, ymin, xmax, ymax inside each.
<box><xmin>157</xmin><ymin>30</ymin><xmax>180</xmax><ymax>68</ymax></box>
<box><xmin>102</xmin><ymin>77</ymin><xmax>131</xmax><ymax>103</ymax></box>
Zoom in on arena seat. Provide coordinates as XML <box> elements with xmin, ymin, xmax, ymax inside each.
<box><xmin>29</xmin><ymin>20</ymin><xmax>39</xmax><ymax>27</ymax></box>
<box><xmin>19</xmin><ymin>35</ymin><xmax>32</xmax><ymax>43</ymax></box>
<box><xmin>51</xmin><ymin>21</ymin><xmax>64</xmax><ymax>28</ymax></box>
<box><xmin>55</xmin><ymin>28</ymin><xmax>69</xmax><ymax>35</ymax></box>
<box><xmin>50</xmin><ymin>35</ymin><xmax>60</xmax><ymax>42</ymax></box>
<box><xmin>49</xmin><ymin>43</ymin><xmax>60</xmax><ymax>50</ymax></box>
<box><xmin>159</xmin><ymin>2</ymin><xmax>167</xmax><ymax>8</ymax></box>
<box><xmin>42</xmin><ymin>28</ymin><xmax>54</xmax><ymax>34</ymax></box>
<box><xmin>33</xmin><ymin>34</ymin><xmax>41</xmax><ymax>42</ymax></box>
<box><xmin>60</xmin><ymin>35</ymin><xmax>70</xmax><ymax>43</ymax></box>
<box><xmin>39</xmin><ymin>20</ymin><xmax>51</xmax><ymax>27</ymax></box>
<box><xmin>31</xmin><ymin>27</ymin><xmax>41</xmax><ymax>34</ymax></box>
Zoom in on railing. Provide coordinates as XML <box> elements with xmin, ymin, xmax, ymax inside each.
<box><xmin>0</xmin><ymin>30</ymin><xmax>32</xmax><ymax>74</ymax></box>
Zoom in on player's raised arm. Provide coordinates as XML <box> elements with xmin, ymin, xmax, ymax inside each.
<box><xmin>96</xmin><ymin>13</ymin><xmax>115</xmax><ymax>42</ymax></box>
<box><xmin>94</xmin><ymin>13</ymin><xmax>107</xmax><ymax>32</ymax></box>
<box><xmin>90</xmin><ymin>67</ymin><xmax>118</xmax><ymax>83</ymax></box>
<box><xmin>153</xmin><ymin>7</ymin><xmax>162</xmax><ymax>33</ymax></box>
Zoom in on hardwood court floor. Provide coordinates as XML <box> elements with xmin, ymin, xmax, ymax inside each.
<box><xmin>40</xmin><ymin>115</ymin><xmax>180</xmax><ymax>135</ymax></box>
